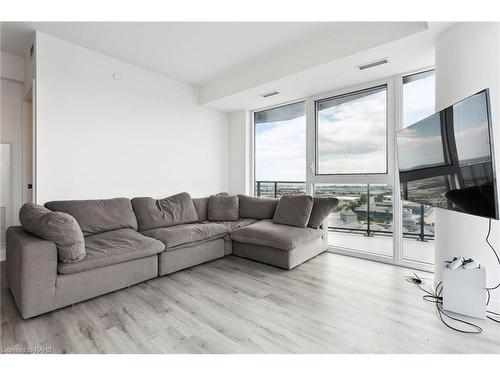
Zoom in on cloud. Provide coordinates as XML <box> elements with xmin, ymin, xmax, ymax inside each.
<box><xmin>255</xmin><ymin>116</ymin><xmax>306</xmax><ymax>181</ymax></box>
<box><xmin>317</xmin><ymin>89</ymin><xmax>387</xmax><ymax>173</ymax></box>
<box><xmin>403</xmin><ymin>74</ymin><xmax>435</xmax><ymax>127</ymax></box>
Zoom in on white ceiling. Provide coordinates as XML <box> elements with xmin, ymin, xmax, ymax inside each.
<box><xmin>204</xmin><ymin>23</ymin><xmax>453</xmax><ymax>112</ymax></box>
<box><xmin>1</xmin><ymin>22</ymin><xmax>342</xmax><ymax>86</ymax></box>
<box><xmin>0</xmin><ymin>21</ymin><xmax>453</xmax><ymax>113</ymax></box>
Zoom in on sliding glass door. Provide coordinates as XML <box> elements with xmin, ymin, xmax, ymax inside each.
<box><xmin>308</xmin><ymin>80</ymin><xmax>395</xmax><ymax>259</ymax></box>
<box><xmin>400</xmin><ymin>69</ymin><xmax>436</xmax><ymax>265</ymax></box>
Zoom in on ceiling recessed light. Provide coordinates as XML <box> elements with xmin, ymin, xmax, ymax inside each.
<box><xmin>262</xmin><ymin>91</ymin><xmax>279</xmax><ymax>98</ymax></box>
<box><xmin>357</xmin><ymin>58</ymin><xmax>389</xmax><ymax>71</ymax></box>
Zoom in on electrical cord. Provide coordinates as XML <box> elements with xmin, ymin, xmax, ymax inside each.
<box><xmin>485</xmin><ymin>218</ymin><xmax>500</xmax><ymax>291</ymax></box>
<box><xmin>483</xmin><ymin>218</ymin><xmax>500</xmax><ymax>321</ymax></box>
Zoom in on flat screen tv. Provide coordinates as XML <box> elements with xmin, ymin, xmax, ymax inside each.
<box><xmin>397</xmin><ymin>89</ymin><xmax>498</xmax><ymax>219</ymax></box>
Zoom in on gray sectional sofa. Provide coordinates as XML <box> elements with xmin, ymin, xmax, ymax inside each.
<box><xmin>6</xmin><ymin>192</ymin><xmax>337</xmax><ymax>319</ymax></box>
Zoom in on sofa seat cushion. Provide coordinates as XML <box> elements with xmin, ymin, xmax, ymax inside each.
<box><xmin>57</xmin><ymin>229</ymin><xmax>165</xmax><ymax>274</ymax></box>
<box><xmin>222</xmin><ymin>218</ymin><xmax>259</xmax><ymax>232</ymax></box>
<box><xmin>141</xmin><ymin>222</ymin><xmax>229</xmax><ymax>250</ymax></box>
<box><xmin>230</xmin><ymin>219</ymin><xmax>323</xmax><ymax>251</ymax></box>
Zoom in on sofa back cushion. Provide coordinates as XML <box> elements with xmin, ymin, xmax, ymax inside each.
<box><xmin>131</xmin><ymin>192</ymin><xmax>199</xmax><ymax>231</ymax></box>
<box><xmin>272</xmin><ymin>195</ymin><xmax>314</xmax><ymax>228</ymax></box>
<box><xmin>307</xmin><ymin>197</ymin><xmax>339</xmax><ymax>228</ymax></box>
<box><xmin>208</xmin><ymin>194</ymin><xmax>239</xmax><ymax>221</ymax></box>
<box><xmin>45</xmin><ymin>198</ymin><xmax>138</xmax><ymax>236</ymax></box>
<box><xmin>238</xmin><ymin>194</ymin><xmax>279</xmax><ymax>219</ymax></box>
<box><xmin>192</xmin><ymin>197</ymin><xmax>209</xmax><ymax>221</ymax></box>
<box><xmin>19</xmin><ymin>203</ymin><xmax>86</xmax><ymax>263</ymax></box>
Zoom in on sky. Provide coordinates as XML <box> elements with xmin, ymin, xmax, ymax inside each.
<box><xmin>317</xmin><ymin>88</ymin><xmax>387</xmax><ymax>174</ymax></box>
<box><xmin>403</xmin><ymin>74</ymin><xmax>435</xmax><ymax>128</ymax></box>
<box><xmin>255</xmin><ymin>115</ymin><xmax>306</xmax><ymax>181</ymax></box>
<box><xmin>255</xmin><ymin>73</ymin><xmax>436</xmax><ymax>181</ymax></box>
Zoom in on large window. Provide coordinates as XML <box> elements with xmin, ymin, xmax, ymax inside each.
<box><xmin>251</xmin><ymin>71</ymin><xmax>436</xmax><ymax>270</ymax></box>
<box><xmin>254</xmin><ymin>101</ymin><xmax>306</xmax><ymax>196</ymax></box>
<box><xmin>316</xmin><ymin>85</ymin><xmax>387</xmax><ymax>174</ymax></box>
<box><xmin>401</xmin><ymin>70</ymin><xmax>436</xmax><ymax>265</ymax></box>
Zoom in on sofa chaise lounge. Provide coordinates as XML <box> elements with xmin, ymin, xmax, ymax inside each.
<box><xmin>6</xmin><ymin>192</ymin><xmax>337</xmax><ymax>318</ymax></box>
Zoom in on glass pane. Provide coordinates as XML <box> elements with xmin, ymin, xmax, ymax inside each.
<box><xmin>403</xmin><ymin>70</ymin><xmax>435</xmax><ymax>128</ymax></box>
<box><xmin>402</xmin><ymin>70</ymin><xmax>436</xmax><ymax>264</ymax></box>
<box><xmin>316</xmin><ymin>86</ymin><xmax>387</xmax><ymax>174</ymax></box>
<box><xmin>254</xmin><ymin>101</ymin><xmax>306</xmax><ymax>187</ymax></box>
<box><xmin>402</xmin><ymin>202</ymin><xmax>435</xmax><ymax>264</ymax></box>
<box><xmin>254</xmin><ymin>181</ymin><xmax>307</xmax><ymax>198</ymax></box>
<box><xmin>313</xmin><ymin>183</ymin><xmax>393</xmax><ymax>258</ymax></box>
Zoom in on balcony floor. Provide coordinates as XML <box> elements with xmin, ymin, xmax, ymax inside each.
<box><xmin>328</xmin><ymin>231</ymin><xmax>434</xmax><ymax>265</ymax></box>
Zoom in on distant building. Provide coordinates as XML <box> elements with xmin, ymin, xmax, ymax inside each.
<box><xmin>355</xmin><ymin>204</ymin><xmax>392</xmax><ymax>222</ymax></box>
<box><xmin>341</xmin><ymin>209</ymin><xmax>358</xmax><ymax>224</ymax></box>
<box><xmin>403</xmin><ymin>217</ymin><xmax>417</xmax><ymax>232</ymax></box>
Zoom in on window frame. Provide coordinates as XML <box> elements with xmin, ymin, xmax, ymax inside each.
<box><xmin>307</xmin><ymin>77</ymin><xmax>396</xmax><ymax>188</ymax></box>
<box><xmin>314</xmin><ymin>84</ymin><xmax>389</xmax><ymax>176</ymax></box>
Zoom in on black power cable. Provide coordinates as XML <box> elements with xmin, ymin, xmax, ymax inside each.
<box><xmin>484</xmin><ymin>218</ymin><xmax>500</xmax><ymax>321</ymax></box>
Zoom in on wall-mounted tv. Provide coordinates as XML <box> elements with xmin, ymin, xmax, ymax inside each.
<box><xmin>397</xmin><ymin>89</ymin><xmax>498</xmax><ymax>219</ymax></box>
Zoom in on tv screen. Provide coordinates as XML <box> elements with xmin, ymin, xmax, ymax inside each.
<box><xmin>397</xmin><ymin>89</ymin><xmax>498</xmax><ymax>219</ymax></box>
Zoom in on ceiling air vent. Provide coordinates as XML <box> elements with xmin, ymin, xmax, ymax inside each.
<box><xmin>357</xmin><ymin>58</ymin><xmax>388</xmax><ymax>71</ymax></box>
<box><xmin>262</xmin><ymin>90</ymin><xmax>279</xmax><ymax>98</ymax></box>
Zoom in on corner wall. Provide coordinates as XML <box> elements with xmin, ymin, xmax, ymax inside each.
<box><xmin>228</xmin><ymin>111</ymin><xmax>250</xmax><ymax>195</ymax></box>
<box><xmin>434</xmin><ymin>22</ymin><xmax>500</xmax><ymax>304</ymax></box>
<box><xmin>35</xmin><ymin>32</ymin><xmax>229</xmax><ymax>202</ymax></box>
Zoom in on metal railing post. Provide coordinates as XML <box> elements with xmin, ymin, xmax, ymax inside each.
<box><xmin>419</xmin><ymin>204</ymin><xmax>427</xmax><ymax>242</ymax></box>
<box><xmin>274</xmin><ymin>181</ymin><xmax>278</xmax><ymax>198</ymax></box>
<box><xmin>365</xmin><ymin>184</ymin><xmax>373</xmax><ymax>237</ymax></box>
<box><xmin>257</xmin><ymin>181</ymin><xmax>261</xmax><ymax>197</ymax></box>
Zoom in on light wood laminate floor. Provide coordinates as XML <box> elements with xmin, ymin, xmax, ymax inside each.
<box><xmin>1</xmin><ymin>253</ymin><xmax>499</xmax><ymax>353</ymax></box>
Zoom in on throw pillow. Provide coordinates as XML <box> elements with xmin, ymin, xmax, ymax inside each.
<box><xmin>272</xmin><ymin>195</ymin><xmax>314</xmax><ymax>228</ymax></box>
<box><xmin>19</xmin><ymin>203</ymin><xmax>86</xmax><ymax>263</ymax></box>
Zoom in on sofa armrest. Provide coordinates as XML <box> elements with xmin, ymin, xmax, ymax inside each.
<box><xmin>6</xmin><ymin>226</ymin><xmax>57</xmax><ymax>318</ymax></box>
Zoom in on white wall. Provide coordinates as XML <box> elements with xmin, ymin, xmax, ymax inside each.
<box><xmin>434</xmin><ymin>22</ymin><xmax>500</xmax><ymax>304</ymax></box>
<box><xmin>228</xmin><ymin>111</ymin><xmax>250</xmax><ymax>195</ymax></box>
<box><xmin>1</xmin><ymin>51</ymin><xmax>26</xmax><ymax>261</ymax></box>
<box><xmin>1</xmin><ymin>51</ymin><xmax>25</xmax><ymax>82</ymax></box>
<box><xmin>35</xmin><ymin>32</ymin><xmax>229</xmax><ymax>202</ymax></box>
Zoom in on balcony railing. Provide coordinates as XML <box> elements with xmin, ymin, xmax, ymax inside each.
<box><xmin>255</xmin><ymin>180</ymin><xmax>434</xmax><ymax>241</ymax></box>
